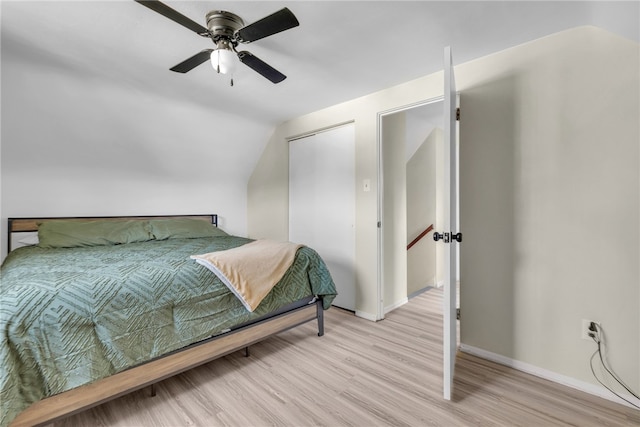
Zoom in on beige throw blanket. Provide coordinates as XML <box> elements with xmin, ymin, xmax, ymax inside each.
<box><xmin>191</xmin><ymin>240</ymin><xmax>303</xmax><ymax>312</ymax></box>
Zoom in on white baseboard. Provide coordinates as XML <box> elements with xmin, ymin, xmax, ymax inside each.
<box><xmin>384</xmin><ymin>297</ymin><xmax>408</xmax><ymax>315</ymax></box>
<box><xmin>459</xmin><ymin>344</ymin><xmax>640</xmax><ymax>410</ymax></box>
<box><xmin>355</xmin><ymin>310</ymin><xmax>378</xmax><ymax>322</ymax></box>
<box><xmin>355</xmin><ymin>298</ymin><xmax>409</xmax><ymax>322</ymax></box>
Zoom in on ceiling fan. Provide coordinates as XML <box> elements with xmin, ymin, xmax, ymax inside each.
<box><xmin>134</xmin><ymin>0</ymin><xmax>299</xmax><ymax>84</ymax></box>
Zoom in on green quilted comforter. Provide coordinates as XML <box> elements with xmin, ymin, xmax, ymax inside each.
<box><xmin>0</xmin><ymin>236</ymin><xmax>336</xmax><ymax>426</ymax></box>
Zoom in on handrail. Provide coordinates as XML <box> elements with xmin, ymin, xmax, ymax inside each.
<box><xmin>407</xmin><ymin>224</ymin><xmax>434</xmax><ymax>250</ymax></box>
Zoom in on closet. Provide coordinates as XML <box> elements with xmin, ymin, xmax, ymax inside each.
<box><xmin>289</xmin><ymin>124</ymin><xmax>356</xmax><ymax>311</ymax></box>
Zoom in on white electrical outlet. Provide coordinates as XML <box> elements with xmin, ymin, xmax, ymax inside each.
<box><xmin>581</xmin><ymin>319</ymin><xmax>599</xmax><ymax>340</ymax></box>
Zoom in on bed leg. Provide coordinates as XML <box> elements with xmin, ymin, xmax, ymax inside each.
<box><xmin>150</xmin><ymin>383</ymin><xmax>157</xmax><ymax>397</ymax></box>
<box><xmin>244</xmin><ymin>346</ymin><xmax>250</xmax><ymax>357</ymax></box>
<box><xmin>316</xmin><ymin>299</ymin><xmax>324</xmax><ymax>337</ymax></box>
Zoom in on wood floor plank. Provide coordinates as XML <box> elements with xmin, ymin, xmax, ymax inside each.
<box><xmin>50</xmin><ymin>289</ymin><xmax>640</xmax><ymax>427</ymax></box>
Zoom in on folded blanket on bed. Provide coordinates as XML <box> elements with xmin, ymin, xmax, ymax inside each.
<box><xmin>191</xmin><ymin>240</ymin><xmax>303</xmax><ymax>312</ymax></box>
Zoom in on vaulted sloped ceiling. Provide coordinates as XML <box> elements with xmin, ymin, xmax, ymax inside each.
<box><xmin>1</xmin><ymin>1</ymin><xmax>638</xmax><ymax>215</ymax></box>
<box><xmin>3</xmin><ymin>1</ymin><xmax>638</xmax><ymax>125</ymax></box>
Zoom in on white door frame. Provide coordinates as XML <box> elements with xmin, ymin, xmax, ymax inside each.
<box><xmin>376</xmin><ymin>96</ymin><xmax>444</xmax><ymax>320</ymax></box>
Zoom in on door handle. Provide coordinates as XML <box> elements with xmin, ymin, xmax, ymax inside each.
<box><xmin>434</xmin><ymin>232</ymin><xmax>462</xmax><ymax>243</ymax></box>
<box><xmin>433</xmin><ymin>232</ymin><xmax>450</xmax><ymax>243</ymax></box>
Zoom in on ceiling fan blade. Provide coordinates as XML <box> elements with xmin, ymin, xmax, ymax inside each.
<box><xmin>235</xmin><ymin>8</ymin><xmax>299</xmax><ymax>43</ymax></box>
<box><xmin>135</xmin><ymin>0</ymin><xmax>209</xmax><ymax>36</ymax></box>
<box><xmin>238</xmin><ymin>51</ymin><xmax>286</xmax><ymax>83</ymax></box>
<box><xmin>170</xmin><ymin>50</ymin><xmax>213</xmax><ymax>73</ymax></box>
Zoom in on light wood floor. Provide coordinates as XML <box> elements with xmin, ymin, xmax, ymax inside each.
<box><xmin>52</xmin><ymin>289</ymin><xmax>639</xmax><ymax>427</ymax></box>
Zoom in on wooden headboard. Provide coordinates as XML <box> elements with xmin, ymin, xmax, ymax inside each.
<box><xmin>7</xmin><ymin>214</ymin><xmax>218</xmax><ymax>252</ymax></box>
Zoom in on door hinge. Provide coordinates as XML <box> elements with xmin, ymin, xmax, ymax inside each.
<box><xmin>377</xmin><ymin>221</ymin><xmax>381</xmax><ymax>228</ymax></box>
<box><xmin>456</xmin><ymin>108</ymin><xmax>460</xmax><ymax>121</ymax></box>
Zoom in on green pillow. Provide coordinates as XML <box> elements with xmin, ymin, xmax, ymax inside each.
<box><xmin>148</xmin><ymin>218</ymin><xmax>228</xmax><ymax>240</ymax></box>
<box><xmin>38</xmin><ymin>220</ymin><xmax>153</xmax><ymax>248</ymax></box>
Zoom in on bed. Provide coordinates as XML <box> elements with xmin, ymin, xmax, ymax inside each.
<box><xmin>1</xmin><ymin>215</ymin><xmax>337</xmax><ymax>427</ymax></box>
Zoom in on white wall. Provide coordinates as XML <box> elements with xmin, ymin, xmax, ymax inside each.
<box><xmin>1</xmin><ymin>31</ymin><xmax>274</xmax><ymax>259</ymax></box>
<box><xmin>382</xmin><ymin>112</ymin><xmax>407</xmax><ymax>311</ymax></box>
<box><xmin>457</xmin><ymin>26</ymin><xmax>639</xmax><ymax>397</ymax></box>
<box><xmin>248</xmin><ymin>26</ymin><xmax>639</xmax><ymax>398</ymax></box>
<box><xmin>248</xmin><ymin>81</ymin><xmax>445</xmax><ymax>320</ymax></box>
<box><xmin>407</xmin><ymin>128</ymin><xmax>440</xmax><ymax>295</ymax></box>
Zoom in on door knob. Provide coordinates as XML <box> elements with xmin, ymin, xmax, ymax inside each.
<box><xmin>434</xmin><ymin>232</ymin><xmax>462</xmax><ymax>243</ymax></box>
<box><xmin>433</xmin><ymin>232</ymin><xmax>449</xmax><ymax>242</ymax></box>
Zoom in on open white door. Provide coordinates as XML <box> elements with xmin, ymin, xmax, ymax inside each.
<box><xmin>437</xmin><ymin>46</ymin><xmax>459</xmax><ymax>400</ymax></box>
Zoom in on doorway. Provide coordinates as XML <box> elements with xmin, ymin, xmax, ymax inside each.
<box><xmin>378</xmin><ymin>98</ymin><xmax>445</xmax><ymax>315</ymax></box>
<box><xmin>377</xmin><ymin>47</ymin><xmax>460</xmax><ymax>400</ymax></box>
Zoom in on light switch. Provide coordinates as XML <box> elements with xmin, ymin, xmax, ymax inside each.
<box><xmin>363</xmin><ymin>179</ymin><xmax>371</xmax><ymax>192</ymax></box>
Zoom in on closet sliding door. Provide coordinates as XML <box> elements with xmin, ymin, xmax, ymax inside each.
<box><xmin>289</xmin><ymin>124</ymin><xmax>356</xmax><ymax>311</ymax></box>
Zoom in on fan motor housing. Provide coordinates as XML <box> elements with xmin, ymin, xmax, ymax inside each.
<box><xmin>206</xmin><ymin>10</ymin><xmax>244</xmax><ymax>38</ymax></box>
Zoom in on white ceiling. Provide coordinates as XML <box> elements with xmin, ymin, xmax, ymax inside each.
<box><xmin>2</xmin><ymin>1</ymin><xmax>638</xmax><ymax>128</ymax></box>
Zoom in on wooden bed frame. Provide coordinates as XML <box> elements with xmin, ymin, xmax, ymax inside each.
<box><xmin>6</xmin><ymin>215</ymin><xmax>325</xmax><ymax>427</ymax></box>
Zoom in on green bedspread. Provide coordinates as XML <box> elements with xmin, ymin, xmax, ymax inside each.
<box><xmin>0</xmin><ymin>236</ymin><xmax>336</xmax><ymax>426</ymax></box>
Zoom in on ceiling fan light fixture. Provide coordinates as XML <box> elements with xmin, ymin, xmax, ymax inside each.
<box><xmin>136</xmin><ymin>2</ymin><xmax>298</xmax><ymax>83</ymax></box>
<box><xmin>210</xmin><ymin>45</ymin><xmax>237</xmax><ymax>75</ymax></box>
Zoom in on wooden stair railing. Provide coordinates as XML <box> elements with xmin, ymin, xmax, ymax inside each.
<box><xmin>407</xmin><ymin>224</ymin><xmax>434</xmax><ymax>250</ymax></box>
